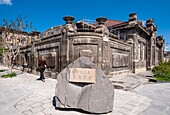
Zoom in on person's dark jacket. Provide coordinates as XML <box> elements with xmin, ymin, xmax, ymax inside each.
<box><xmin>38</xmin><ymin>60</ymin><xmax>47</xmax><ymax>71</ymax></box>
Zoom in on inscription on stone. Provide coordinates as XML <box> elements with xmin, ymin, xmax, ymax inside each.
<box><xmin>69</xmin><ymin>68</ymin><xmax>96</xmax><ymax>83</ymax></box>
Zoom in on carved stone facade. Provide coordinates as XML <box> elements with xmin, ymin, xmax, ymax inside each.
<box><xmin>108</xmin><ymin>13</ymin><xmax>164</xmax><ymax>73</ymax></box>
<box><xmin>7</xmin><ymin>13</ymin><xmax>165</xmax><ymax>76</ymax></box>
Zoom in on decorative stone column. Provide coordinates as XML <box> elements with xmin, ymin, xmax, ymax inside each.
<box><xmin>63</xmin><ymin>16</ymin><xmax>75</xmax><ymax>32</ymax></box>
<box><xmin>60</xmin><ymin>16</ymin><xmax>75</xmax><ymax>70</ymax></box>
<box><xmin>95</xmin><ymin>17</ymin><xmax>109</xmax><ymax>37</ymax></box>
<box><xmin>157</xmin><ymin>35</ymin><xmax>164</xmax><ymax>62</ymax></box>
<box><xmin>127</xmin><ymin>35</ymin><xmax>134</xmax><ymax>71</ymax></box>
<box><xmin>95</xmin><ymin>17</ymin><xmax>110</xmax><ymax>74</ymax></box>
<box><xmin>127</xmin><ymin>34</ymin><xmax>135</xmax><ymax>73</ymax></box>
<box><xmin>96</xmin><ymin>17</ymin><xmax>107</xmax><ymax>25</ymax></box>
<box><xmin>63</xmin><ymin>16</ymin><xmax>74</xmax><ymax>24</ymax></box>
<box><xmin>146</xmin><ymin>18</ymin><xmax>156</xmax><ymax>69</ymax></box>
<box><xmin>146</xmin><ymin>19</ymin><xmax>154</xmax><ymax>33</ymax></box>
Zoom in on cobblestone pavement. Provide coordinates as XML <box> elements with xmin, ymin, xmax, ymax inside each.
<box><xmin>0</xmin><ymin>66</ymin><xmax>170</xmax><ymax>115</ymax></box>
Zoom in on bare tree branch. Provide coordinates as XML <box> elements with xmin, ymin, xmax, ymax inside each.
<box><xmin>1</xmin><ymin>16</ymin><xmax>36</xmax><ymax>73</ymax></box>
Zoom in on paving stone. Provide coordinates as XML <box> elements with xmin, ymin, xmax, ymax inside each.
<box><xmin>118</xmin><ymin>107</ymin><xmax>131</xmax><ymax>114</ymax></box>
<box><xmin>15</xmin><ymin>104</ymin><xmax>32</xmax><ymax>112</ymax></box>
<box><xmin>139</xmin><ymin>97</ymin><xmax>152</xmax><ymax>104</ymax></box>
<box><xmin>136</xmin><ymin>105</ymin><xmax>148</xmax><ymax>112</ymax></box>
<box><xmin>114</xmin><ymin>111</ymin><xmax>127</xmax><ymax>115</ymax></box>
<box><xmin>130</xmin><ymin>109</ymin><xmax>142</xmax><ymax>115</ymax></box>
<box><xmin>1</xmin><ymin>106</ymin><xmax>22</xmax><ymax>115</ymax></box>
<box><xmin>30</xmin><ymin>102</ymin><xmax>43</xmax><ymax>108</ymax></box>
<box><xmin>138</xmin><ymin>102</ymin><xmax>151</xmax><ymax>108</ymax></box>
<box><xmin>140</xmin><ymin>108</ymin><xmax>164</xmax><ymax>115</ymax></box>
<box><xmin>123</xmin><ymin>103</ymin><xmax>136</xmax><ymax>110</ymax></box>
<box><xmin>160</xmin><ymin>90</ymin><xmax>170</xmax><ymax>100</ymax></box>
<box><xmin>0</xmin><ymin>101</ymin><xmax>10</xmax><ymax>112</ymax></box>
<box><xmin>41</xmin><ymin>102</ymin><xmax>53</xmax><ymax>109</ymax></box>
<box><xmin>114</xmin><ymin>100</ymin><xmax>126</xmax><ymax>107</ymax></box>
<box><xmin>33</xmin><ymin>111</ymin><xmax>45</xmax><ymax>115</ymax></box>
<box><xmin>149</xmin><ymin>103</ymin><xmax>168</xmax><ymax>113</ymax></box>
<box><xmin>16</xmin><ymin>100</ymin><xmax>27</xmax><ymax>105</ymax></box>
<box><xmin>42</xmin><ymin>108</ymin><xmax>57</xmax><ymax>115</ymax></box>
<box><xmin>30</xmin><ymin>106</ymin><xmax>44</xmax><ymax>113</ymax></box>
<box><xmin>22</xmin><ymin>110</ymin><xmax>33</xmax><ymax>115</ymax></box>
<box><xmin>165</xmin><ymin>107</ymin><xmax>170</xmax><ymax>115</ymax></box>
<box><xmin>41</xmin><ymin>98</ymin><xmax>51</xmax><ymax>104</ymax></box>
<box><xmin>23</xmin><ymin>98</ymin><xmax>33</xmax><ymax>102</ymax></box>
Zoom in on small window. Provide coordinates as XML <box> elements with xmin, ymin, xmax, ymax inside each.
<box><xmin>138</xmin><ymin>42</ymin><xmax>141</xmax><ymax>60</ymax></box>
<box><xmin>143</xmin><ymin>44</ymin><xmax>145</xmax><ymax>60</ymax></box>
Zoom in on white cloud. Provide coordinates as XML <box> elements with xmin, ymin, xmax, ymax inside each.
<box><xmin>0</xmin><ymin>0</ymin><xmax>12</xmax><ymax>6</ymax></box>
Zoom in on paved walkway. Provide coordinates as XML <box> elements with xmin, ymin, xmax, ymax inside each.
<box><xmin>0</xmin><ymin>66</ymin><xmax>170</xmax><ymax>115</ymax></box>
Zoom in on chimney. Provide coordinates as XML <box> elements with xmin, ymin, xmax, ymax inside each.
<box><xmin>128</xmin><ymin>13</ymin><xmax>137</xmax><ymax>25</ymax></box>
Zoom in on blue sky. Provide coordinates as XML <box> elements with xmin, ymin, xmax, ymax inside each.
<box><xmin>0</xmin><ymin>0</ymin><xmax>170</xmax><ymax>50</ymax></box>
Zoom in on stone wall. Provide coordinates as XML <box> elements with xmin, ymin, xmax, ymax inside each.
<box><xmin>19</xmin><ymin>31</ymin><xmax>133</xmax><ymax>77</ymax></box>
<box><xmin>109</xmin><ymin>38</ymin><xmax>132</xmax><ymax>72</ymax></box>
<box><xmin>155</xmin><ymin>48</ymin><xmax>159</xmax><ymax>65</ymax></box>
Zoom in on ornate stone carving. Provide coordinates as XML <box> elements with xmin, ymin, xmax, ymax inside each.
<box><xmin>129</xmin><ymin>13</ymin><xmax>137</xmax><ymax>21</ymax></box>
<box><xmin>63</xmin><ymin>16</ymin><xmax>75</xmax><ymax>32</ymax></box>
<box><xmin>95</xmin><ymin>17</ymin><xmax>110</xmax><ymax>38</ymax></box>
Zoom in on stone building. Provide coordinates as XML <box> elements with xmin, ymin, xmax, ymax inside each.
<box><xmin>1</xmin><ymin>13</ymin><xmax>165</xmax><ymax>77</ymax></box>
<box><xmin>108</xmin><ymin>13</ymin><xmax>165</xmax><ymax>72</ymax></box>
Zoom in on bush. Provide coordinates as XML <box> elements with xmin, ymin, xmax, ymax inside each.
<box><xmin>152</xmin><ymin>60</ymin><xmax>170</xmax><ymax>82</ymax></box>
<box><xmin>0</xmin><ymin>73</ymin><xmax>17</xmax><ymax>78</ymax></box>
<box><xmin>0</xmin><ymin>70</ymin><xmax>5</xmax><ymax>72</ymax></box>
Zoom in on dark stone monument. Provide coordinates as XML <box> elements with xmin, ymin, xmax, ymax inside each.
<box><xmin>55</xmin><ymin>57</ymin><xmax>114</xmax><ymax>113</ymax></box>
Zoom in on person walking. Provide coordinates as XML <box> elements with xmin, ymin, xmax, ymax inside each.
<box><xmin>37</xmin><ymin>56</ymin><xmax>47</xmax><ymax>82</ymax></box>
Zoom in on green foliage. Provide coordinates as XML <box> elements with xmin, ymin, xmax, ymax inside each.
<box><xmin>155</xmin><ymin>74</ymin><xmax>170</xmax><ymax>82</ymax></box>
<box><xmin>0</xmin><ymin>72</ymin><xmax>17</xmax><ymax>78</ymax></box>
<box><xmin>0</xmin><ymin>47</ymin><xmax>7</xmax><ymax>55</ymax></box>
<box><xmin>0</xmin><ymin>47</ymin><xmax>3</xmax><ymax>54</ymax></box>
<box><xmin>0</xmin><ymin>70</ymin><xmax>5</xmax><ymax>72</ymax></box>
<box><xmin>152</xmin><ymin>61</ymin><xmax>170</xmax><ymax>82</ymax></box>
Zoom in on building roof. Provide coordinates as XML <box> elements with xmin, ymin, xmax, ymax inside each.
<box><xmin>92</xmin><ymin>19</ymin><xmax>125</xmax><ymax>27</ymax></box>
<box><xmin>104</xmin><ymin>20</ymin><xmax>124</xmax><ymax>27</ymax></box>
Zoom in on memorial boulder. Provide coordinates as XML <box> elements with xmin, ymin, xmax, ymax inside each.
<box><xmin>55</xmin><ymin>57</ymin><xmax>114</xmax><ymax>113</ymax></box>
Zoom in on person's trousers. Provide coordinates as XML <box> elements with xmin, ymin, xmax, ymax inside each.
<box><xmin>40</xmin><ymin>70</ymin><xmax>45</xmax><ymax>80</ymax></box>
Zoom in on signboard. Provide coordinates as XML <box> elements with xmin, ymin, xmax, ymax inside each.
<box><xmin>69</xmin><ymin>68</ymin><xmax>96</xmax><ymax>83</ymax></box>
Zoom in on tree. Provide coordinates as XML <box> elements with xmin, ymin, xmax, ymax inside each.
<box><xmin>0</xmin><ymin>15</ymin><xmax>36</xmax><ymax>73</ymax></box>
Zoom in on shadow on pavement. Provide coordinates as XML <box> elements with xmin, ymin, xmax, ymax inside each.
<box><xmin>52</xmin><ymin>96</ymin><xmax>109</xmax><ymax>114</ymax></box>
